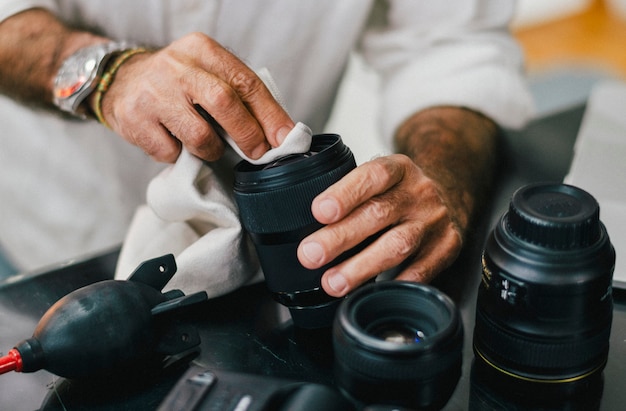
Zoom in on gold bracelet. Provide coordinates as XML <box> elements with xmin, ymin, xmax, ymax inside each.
<box><xmin>92</xmin><ymin>47</ymin><xmax>148</xmax><ymax>128</ymax></box>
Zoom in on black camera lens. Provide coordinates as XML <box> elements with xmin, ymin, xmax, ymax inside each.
<box><xmin>233</xmin><ymin>134</ymin><xmax>356</xmax><ymax>329</ymax></box>
<box><xmin>473</xmin><ymin>183</ymin><xmax>615</xmax><ymax>394</ymax></box>
<box><xmin>469</xmin><ymin>361</ymin><xmax>604</xmax><ymax>411</ymax></box>
<box><xmin>333</xmin><ymin>281</ymin><xmax>463</xmax><ymax>410</ymax></box>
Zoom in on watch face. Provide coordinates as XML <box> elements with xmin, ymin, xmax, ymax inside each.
<box><xmin>53</xmin><ymin>44</ymin><xmax>114</xmax><ymax>114</ymax></box>
<box><xmin>54</xmin><ymin>56</ymin><xmax>99</xmax><ymax>99</ymax></box>
<box><xmin>53</xmin><ymin>41</ymin><xmax>132</xmax><ymax>115</ymax></box>
<box><xmin>54</xmin><ymin>46</ymin><xmax>105</xmax><ymax>99</ymax></box>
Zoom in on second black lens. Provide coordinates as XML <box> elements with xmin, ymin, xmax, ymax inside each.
<box><xmin>473</xmin><ymin>183</ymin><xmax>615</xmax><ymax>395</ymax></box>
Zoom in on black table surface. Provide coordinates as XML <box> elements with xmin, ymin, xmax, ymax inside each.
<box><xmin>1</xmin><ymin>104</ymin><xmax>625</xmax><ymax>411</ymax></box>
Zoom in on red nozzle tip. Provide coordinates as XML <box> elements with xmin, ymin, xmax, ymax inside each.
<box><xmin>0</xmin><ymin>348</ymin><xmax>23</xmax><ymax>374</ymax></box>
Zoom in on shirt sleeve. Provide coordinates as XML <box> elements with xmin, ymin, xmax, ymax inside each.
<box><xmin>360</xmin><ymin>0</ymin><xmax>535</xmax><ymax>142</ymax></box>
<box><xmin>0</xmin><ymin>0</ymin><xmax>56</xmax><ymax>23</ymax></box>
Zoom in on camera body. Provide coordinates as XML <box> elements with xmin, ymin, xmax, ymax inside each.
<box><xmin>157</xmin><ymin>366</ymin><xmax>355</xmax><ymax>411</ymax></box>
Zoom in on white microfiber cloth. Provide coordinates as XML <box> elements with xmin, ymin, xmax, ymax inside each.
<box><xmin>115</xmin><ymin>70</ymin><xmax>313</xmax><ymax>297</ymax></box>
<box><xmin>223</xmin><ymin>122</ymin><xmax>312</xmax><ymax>165</ymax></box>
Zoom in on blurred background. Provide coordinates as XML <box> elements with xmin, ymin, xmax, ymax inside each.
<box><xmin>514</xmin><ymin>0</ymin><xmax>626</xmax><ymax>114</ymax></box>
<box><xmin>326</xmin><ymin>0</ymin><xmax>626</xmax><ymax>164</ymax></box>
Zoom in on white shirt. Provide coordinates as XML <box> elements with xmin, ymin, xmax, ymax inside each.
<box><xmin>0</xmin><ymin>0</ymin><xmax>534</xmax><ymax>271</ymax></box>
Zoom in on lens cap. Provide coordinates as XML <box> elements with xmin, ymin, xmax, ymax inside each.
<box><xmin>507</xmin><ymin>183</ymin><xmax>601</xmax><ymax>249</ymax></box>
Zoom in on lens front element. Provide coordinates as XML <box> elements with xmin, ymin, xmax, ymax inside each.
<box><xmin>333</xmin><ymin>281</ymin><xmax>463</xmax><ymax>410</ymax></box>
<box><xmin>369</xmin><ymin>323</ymin><xmax>426</xmax><ymax>344</ymax></box>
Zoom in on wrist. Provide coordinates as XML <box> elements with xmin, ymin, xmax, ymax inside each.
<box><xmin>87</xmin><ymin>47</ymin><xmax>149</xmax><ymax>128</ymax></box>
<box><xmin>395</xmin><ymin>106</ymin><xmax>499</xmax><ymax>234</ymax></box>
<box><xmin>0</xmin><ymin>8</ymin><xmax>109</xmax><ymax>106</ymax></box>
<box><xmin>52</xmin><ymin>41</ymin><xmax>144</xmax><ymax>119</ymax></box>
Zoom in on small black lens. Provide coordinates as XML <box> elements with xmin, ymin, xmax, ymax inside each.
<box><xmin>473</xmin><ymin>183</ymin><xmax>615</xmax><ymax>395</ymax></box>
<box><xmin>333</xmin><ymin>281</ymin><xmax>463</xmax><ymax>410</ymax></box>
<box><xmin>233</xmin><ymin>134</ymin><xmax>357</xmax><ymax>329</ymax></box>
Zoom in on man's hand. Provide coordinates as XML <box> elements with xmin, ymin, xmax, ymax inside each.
<box><xmin>0</xmin><ymin>10</ymin><xmax>293</xmax><ymax>163</ymax></box>
<box><xmin>298</xmin><ymin>154</ymin><xmax>463</xmax><ymax>296</ymax></box>
<box><xmin>298</xmin><ymin>107</ymin><xmax>499</xmax><ymax>297</ymax></box>
<box><xmin>97</xmin><ymin>33</ymin><xmax>294</xmax><ymax>163</ymax></box>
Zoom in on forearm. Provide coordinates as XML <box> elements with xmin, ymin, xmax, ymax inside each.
<box><xmin>394</xmin><ymin>106</ymin><xmax>499</xmax><ymax>236</ymax></box>
<box><xmin>0</xmin><ymin>8</ymin><xmax>107</xmax><ymax>106</ymax></box>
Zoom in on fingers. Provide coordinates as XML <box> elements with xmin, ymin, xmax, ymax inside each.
<box><xmin>310</xmin><ymin>161</ymin><xmax>400</xmax><ymax>224</ymax></box>
<box><xmin>128</xmin><ymin>123</ymin><xmax>183</xmax><ymax>163</ymax></box>
<box><xmin>394</xmin><ymin>226</ymin><xmax>462</xmax><ymax>284</ymax></box>
<box><xmin>159</xmin><ymin>102</ymin><xmax>225</xmax><ymax>161</ymax></box>
<box><xmin>104</xmin><ymin>68</ymin><xmax>223</xmax><ymax>162</ymax></box>
<box><xmin>299</xmin><ymin>156</ymin><xmax>410</xmax><ymax>268</ymax></box>
<box><xmin>297</xmin><ymin>155</ymin><xmax>464</xmax><ymax>297</ymax></box>
<box><xmin>180</xmin><ymin>65</ymin><xmax>269</xmax><ymax>158</ymax></box>
<box><xmin>319</xmin><ymin>204</ymin><xmax>460</xmax><ymax>297</ymax></box>
<box><xmin>320</xmin><ymin>223</ymin><xmax>425</xmax><ymax>296</ymax></box>
<box><xmin>173</xmin><ymin>33</ymin><xmax>294</xmax><ymax>156</ymax></box>
<box><xmin>101</xmin><ymin>32</ymin><xmax>294</xmax><ymax>163</ymax></box>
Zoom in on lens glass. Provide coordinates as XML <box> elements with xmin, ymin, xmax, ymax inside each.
<box><xmin>368</xmin><ymin>322</ymin><xmax>426</xmax><ymax>344</ymax></box>
<box><xmin>351</xmin><ymin>291</ymin><xmax>445</xmax><ymax>350</ymax></box>
<box><xmin>261</xmin><ymin>151</ymin><xmax>318</xmax><ymax>170</ymax></box>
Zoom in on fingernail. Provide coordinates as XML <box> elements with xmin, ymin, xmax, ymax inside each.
<box><xmin>318</xmin><ymin>198</ymin><xmax>339</xmax><ymax>221</ymax></box>
<box><xmin>301</xmin><ymin>241</ymin><xmax>324</xmax><ymax>265</ymax></box>
<box><xmin>327</xmin><ymin>273</ymin><xmax>349</xmax><ymax>295</ymax></box>
<box><xmin>276</xmin><ymin>125</ymin><xmax>291</xmax><ymax>145</ymax></box>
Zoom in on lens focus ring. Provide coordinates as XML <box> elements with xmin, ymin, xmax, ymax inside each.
<box><xmin>474</xmin><ymin>308</ymin><xmax>611</xmax><ymax>377</ymax></box>
<box><xmin>235</xmin><ymin>163</ymin><xmax>353</xmax><ymax>234</ymax></box>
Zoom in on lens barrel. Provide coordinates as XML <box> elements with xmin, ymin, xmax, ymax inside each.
<box><xmin>473</xmin><ymin>183</ymin><xmax>615</xmax><ymax>393</ymax></box>
<box><xmin>233</xmin><ymin>134</ymin><xmax>356</xmax><ymax>329</ymax></box>
<box><xmin>333</xmin><ymin>281</ymin><xmax>463</xmax><ymax>410</ymax></box>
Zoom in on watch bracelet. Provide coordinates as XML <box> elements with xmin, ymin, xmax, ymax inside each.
<box><xmin>91</xmin><ymin>47</ymin><xmax>149</xmax><ymax>128</ymax></box>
